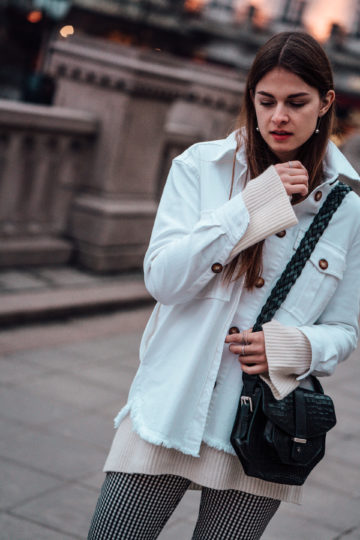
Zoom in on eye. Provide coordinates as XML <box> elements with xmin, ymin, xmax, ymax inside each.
<box><xmin>259</xmin><ymin>101</ymin><xmax>274</xmax><ymax>107</ymax></box>
<box><xmin>289</xmin><ymin>102</ymin><xmax>305</xmax><ymax>108</ymax></box>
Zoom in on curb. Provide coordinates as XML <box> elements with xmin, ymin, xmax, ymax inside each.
<box><xmin>0</xmin><ymin>281</ymin><xmax>154</xmax><ymax>326</ymax></box>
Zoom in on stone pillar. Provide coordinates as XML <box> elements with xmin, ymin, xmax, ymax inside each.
<box><xmin>45</xmin><ymin>35</ymin><xmax>244</xmax><ymax>271</ymax></box>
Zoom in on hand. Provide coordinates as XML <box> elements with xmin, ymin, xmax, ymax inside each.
<box><xmin>225</xmin><ymin>328</ymin><xmax>269</xmax><ymax>375</ymax></box>
<box><xmin>274</xmin><ymin>161</ymin><xmax>309</xmax><ymax>198</ymax></box>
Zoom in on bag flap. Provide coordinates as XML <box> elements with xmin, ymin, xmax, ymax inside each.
<box><xmin>261</xmin><ymin>382</ymin><xmax>336</xmax><ymax>438</ymax></box>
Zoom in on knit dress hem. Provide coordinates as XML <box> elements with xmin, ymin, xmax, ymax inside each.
<box><xmin>103</xmin><ymin>414</ymin><xmax>303</xmax><ymax>504</ymax></box>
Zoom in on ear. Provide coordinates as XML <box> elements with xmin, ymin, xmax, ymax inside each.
<box><xmin>319</xmin><ymin>89</ymin><xmax>335</xmax><ymax>117</ymax></box>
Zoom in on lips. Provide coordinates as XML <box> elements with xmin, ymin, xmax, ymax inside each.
<box><xmin>270</xmin><ymin>131</ymin><xmax>293</xmax><ymax>141</ymax></box>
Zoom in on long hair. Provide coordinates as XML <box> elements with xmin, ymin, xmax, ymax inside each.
<box><xmin>224</xmin><ymin>32</ymin><xmax>335</xmax><ymax>289</ymax></box>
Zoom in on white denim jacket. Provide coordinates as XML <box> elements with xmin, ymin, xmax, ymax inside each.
<box><xmin>114</xmin><ymin>132</ymin><xmax>360</xmax><ymax>457</ymax></box>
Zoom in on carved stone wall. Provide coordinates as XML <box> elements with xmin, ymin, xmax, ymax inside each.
<box><xmin>45</xmin><ymin>35</ymin><xmax>244</xmax><ymax>271</ymax></box>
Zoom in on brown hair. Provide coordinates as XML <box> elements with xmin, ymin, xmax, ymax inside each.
<box><xmin>224</xmin><ymin>31</ymin><xmax>335</xmax><ymax>289</ymax></box>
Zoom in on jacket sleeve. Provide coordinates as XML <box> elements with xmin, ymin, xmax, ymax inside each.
<box><xmin>291</xmin><ymin>235</ymin><xmax>360</xmax><ymax>380</ymax></box>
<box><xmin>144</xmin><ymin>150</ymin><xmax>297</xmax><ymax>305</ymax></box>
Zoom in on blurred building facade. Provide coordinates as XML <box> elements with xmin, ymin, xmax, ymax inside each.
<box><xmin>1</xmin><ymin>0</ymin><xmax>360</xmax><ymax>271</ymax></box>
<box><xmin>3</xmin><ymin>0</ymin><xmax>360</xmax><ymax>99</ymax></box>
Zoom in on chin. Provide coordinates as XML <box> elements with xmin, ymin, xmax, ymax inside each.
<box><xmin>268</xmin><ymin>141</ymin><xmax>300</xmax><ymax>159</ymax></box>
<box><xmin>270</xmin><ymin>145</ymin><xmax>295</xmax><ymax>159</ymax></box>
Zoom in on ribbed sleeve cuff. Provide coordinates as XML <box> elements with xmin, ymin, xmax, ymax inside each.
<box><xmin>260</xmin><ymin>320</ymin><xmax>312</xmax><ymax>400</ymax></box>
<box><xmin>230</xmin><ymin>166</ymin><xmax>298</xmax><ymax>258</ymax></box>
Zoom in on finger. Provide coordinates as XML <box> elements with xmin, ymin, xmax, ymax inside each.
<box><xmin>281</xmin><ymin>160</ymin><xmax>307</xmax><ymax>171</ymax></box>
<box><xmin>287</xmin><ymin>160</ymin><xmax>306</xmax><ymax>171</ymax></box>
<box><xmin>225</xmin><ymin>333</ymin><xmax>241</xmax><ymax>343</ymax></box>
<box><xmin>225</xmin><ymin>327</ymin><xmax>258</xmax><ymax>344</ymax></box>
<box><xmin>287</xmin><ymin>170</ymin><xmax>309</xmax><ymax>181</ymax></box>
<box><xmin>225</xmin><ymin>330</ymin><xmax>251</xmax><ymax>343</ymax></box>
<box><xmin>286</xmin><ymin>184</ymin><xmax>309</xmax><ymax>196</ymax></box>
<box><xmin>225</xmin><ymin>328</ymin><xmax>264</xmax><ymax>350</ymax></box>
<box><xmin>239</xmin><ymin>354</ymin><xmax>267</xmax><ymax>364</ymax></box>
<box><xmin>240</xmin><ymin>362</ymin><xmax>268</xmax><ymax>375</ymax></box>
<box><xmin>283</xmin><ymin>176</ymin><xmax>309</xmax><ymax>187</ymax></box>
<box><xmin>275</xmin><ymin>161</ymin><xmax>307</xmax><ymax>173</ymax></box>
<box><xmin>283</xmin><ymin>171</ymin><xmax>308</xmax><ymax>181</ymax></box>
<box><xmin>229</xmin><ymin>343</ymin><xmax>263</xmax><ymax>355</ymax></box>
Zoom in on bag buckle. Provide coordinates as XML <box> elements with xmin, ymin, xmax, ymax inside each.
<box><xmin>292</xmin><ymin>437</ymin><xmax>307</xmax><ymax>444</ymax></box>
<box><xmin>241</xmin><ymin>396</ymin><xmax>253</xmax><ymax>412</ymax></box>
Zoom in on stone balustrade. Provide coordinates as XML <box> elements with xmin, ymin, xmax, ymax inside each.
<box><xmin>0</xmin><ymin>35</ymin><xmax>244</xmax><ymax>271</ymax></box>
<box><xmin>0</xmin><ymin>99</ymin><xmax>98</xmax><ymax>266</ymax></box>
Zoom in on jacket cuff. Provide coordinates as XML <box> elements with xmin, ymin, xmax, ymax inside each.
<box><xmin>260</xmin><ymin>320</ymin><xmax>312</xmax><ymax>400</ymax></box>
<box><xmin>230</xmin><ymin>166</ymin><xmax>298</xmax><ymax>258</ymax></box>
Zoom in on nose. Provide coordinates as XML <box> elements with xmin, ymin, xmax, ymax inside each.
<box><xmin>272</xmin><ymin>104</ymin><xmax>288</xmax><ymax>125</ymax></box>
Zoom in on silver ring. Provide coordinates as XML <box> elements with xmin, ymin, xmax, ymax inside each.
<box><xmin>241</xmin><ymin>344</ymin><xmax>245</xmax><ymax>356</ymax></box>
<box><xmin>288</xmin><ymin>161</ymin><xmax>292</xmax><ymax>168</ymax></box>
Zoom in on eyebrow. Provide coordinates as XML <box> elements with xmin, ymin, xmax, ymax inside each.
<box><xmin>256</xmin><ymin>91</ymin><xmax>310</xmax><ymax>98</ymax></box>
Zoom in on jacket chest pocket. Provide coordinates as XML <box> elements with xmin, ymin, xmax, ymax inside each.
<box><xmin>280</xmin><ymin>241</ymin><xmax>346</xmax><ymax>323</ymax></box>
<box><xmin>195</xmin><ymin>273</ymin><xmax>234</xmax><ymax>302</ymax></box>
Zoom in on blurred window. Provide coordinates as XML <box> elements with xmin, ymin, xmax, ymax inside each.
<box><xmin>352</xmin><ymin>0</ymin><xmax>360</xmax><ymax>37</ymax></box>
<box><xmin>281</xmin><ymin>0</ymin><xmax>306</xmax><ymax>25</ymax></box>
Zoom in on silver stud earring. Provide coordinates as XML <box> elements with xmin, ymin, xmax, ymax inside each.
<box><xmin>256</xmin><ymin>126</ymin><xmax>260</xmax><ymax>132</ymax></box>
<box><xmin>315</xmin><ymin>118</ymin><xmax>320</xmax><ymax>134</ymax></box>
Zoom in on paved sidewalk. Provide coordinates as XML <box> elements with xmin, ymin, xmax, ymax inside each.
<box><xmin>0</xmin><ymin>268</ymin><xmax>359</xmax><ymax>539</ymax></box>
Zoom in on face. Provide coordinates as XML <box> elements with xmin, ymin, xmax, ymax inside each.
<box><xmin>253</xmin><ymin>67</ymin><xmax>335</xmax><ymax>161</ymax></box>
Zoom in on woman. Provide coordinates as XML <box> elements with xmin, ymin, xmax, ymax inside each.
<box><xmin>88</xmin><ymin>32</ymin><xmax>360</xmax><ymax>539</ymax></box>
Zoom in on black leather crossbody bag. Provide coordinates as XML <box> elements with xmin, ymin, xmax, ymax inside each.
<box><xmin>230</xmin><ymin>182</ymin><xmax>351</xmax><ymax>486</ymax></box>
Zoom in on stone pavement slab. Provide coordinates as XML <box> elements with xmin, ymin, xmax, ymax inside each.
<box><xmin>0</xmin><ymin>513</ymin><xmax>74</xmax><ymax>540</ymax></box>
<box><xmin>158</xmin><ymin>491</ymin><xmax>201</xmax><ymax>540</ymax></box>
<box><xmin>274</xmin><ymin>485</ymin><xmax>360</xmax><ymax>534</ymax></box>
<box><xmin>77</xmin><ymin>471</ymin><xmax>106</xmax><ymax>492</ymax></box>
<box><xmin>263</xmin><ymin>510</ymin><xmax>339</xmax><ymax>540</ymax></box>
<box><xmin>43</xmin><ymin>409</ymin><xmax>118</xmax><ymax>452</ymax></box>
<box><xmin>0</xmin><ymin>307</ymin><xmax>152</xmax><ymax>356</ymax></box>
<box><xmin>0</xmin><ymin>353</ymin><xmax>61</xmax><ymax>385</ymax></box>
<box><xmin>12</xmin><ymin>369</ymin><xmax>120</xmax><ymax>411</ymax></box>
<box><xmin>0</xmin><ymin>384</ymin><xmax>81</xmax><ymax>428</ymax></box>
<box><xmin>11</xmin><ymin>483</ymin><xmax>98</xmax><ymax>540</ymax></box>
<box><xmin>340</xmin><ymin>529</ymin><xmax>360</xmax><ymax>540</ymax></box>
<box><xmin>0</xmin><ymin>459</ymin><xmax>62</xmax><ymax>511</ymax></box>
<box><xmin>309</xmin><ymin>454</ymin><xmax>360</xmax><ymax>498</ymax></box>
<box><xmin>0</xmin><ymin>416</ymin><xmax>106</xmax><ymax>482</ymax></box>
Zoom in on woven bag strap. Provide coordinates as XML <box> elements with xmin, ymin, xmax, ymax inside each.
<box><xmin>252</xmin><ymin>181</ymin><xmax>351</xmax><ymax>333</ymax></box>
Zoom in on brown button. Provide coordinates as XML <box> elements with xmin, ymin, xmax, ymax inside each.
<box><xmin>319</xmin><ymin>258</ymin><xmax>328</xmax><ymax>270</ymax></box>
<box><xmin>276</xmin><ymin>230</ymin><xmax>286</xmax><ymax>238</ymax></box>
<box><xmin>255</xmin><ymin>277</ymin><xmax>265</xmax><ymax>288</ymax></box>
<box><xmin>314</xmin><ymin>191</ymin><xmax>322</xmax><ymax>202</ymax></box>
<box><xmin>229</xmin><ymin>326</ymin><xmax>240</xmax><ymax>335</ymax></box>
<box><xmin>211</xmin><ymin>262</ymin><xmax>223</xmax><ymax>273</ymax></box>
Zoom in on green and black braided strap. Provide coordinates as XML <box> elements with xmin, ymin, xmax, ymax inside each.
<box><xmin>252</xmin><ymin>181</ymin><xmax>351</xmax><ymax>333</ymax></box>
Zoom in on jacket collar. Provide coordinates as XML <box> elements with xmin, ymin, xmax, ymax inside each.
<box><xmin>324</xmin><ymin>140</ymin><xmax>360</xmax><ymax>195</ymax></box>
<box><xmin>209</xmin><ymin>131</ymin><xmax>239</xmax><ymax>162</ymax></box>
